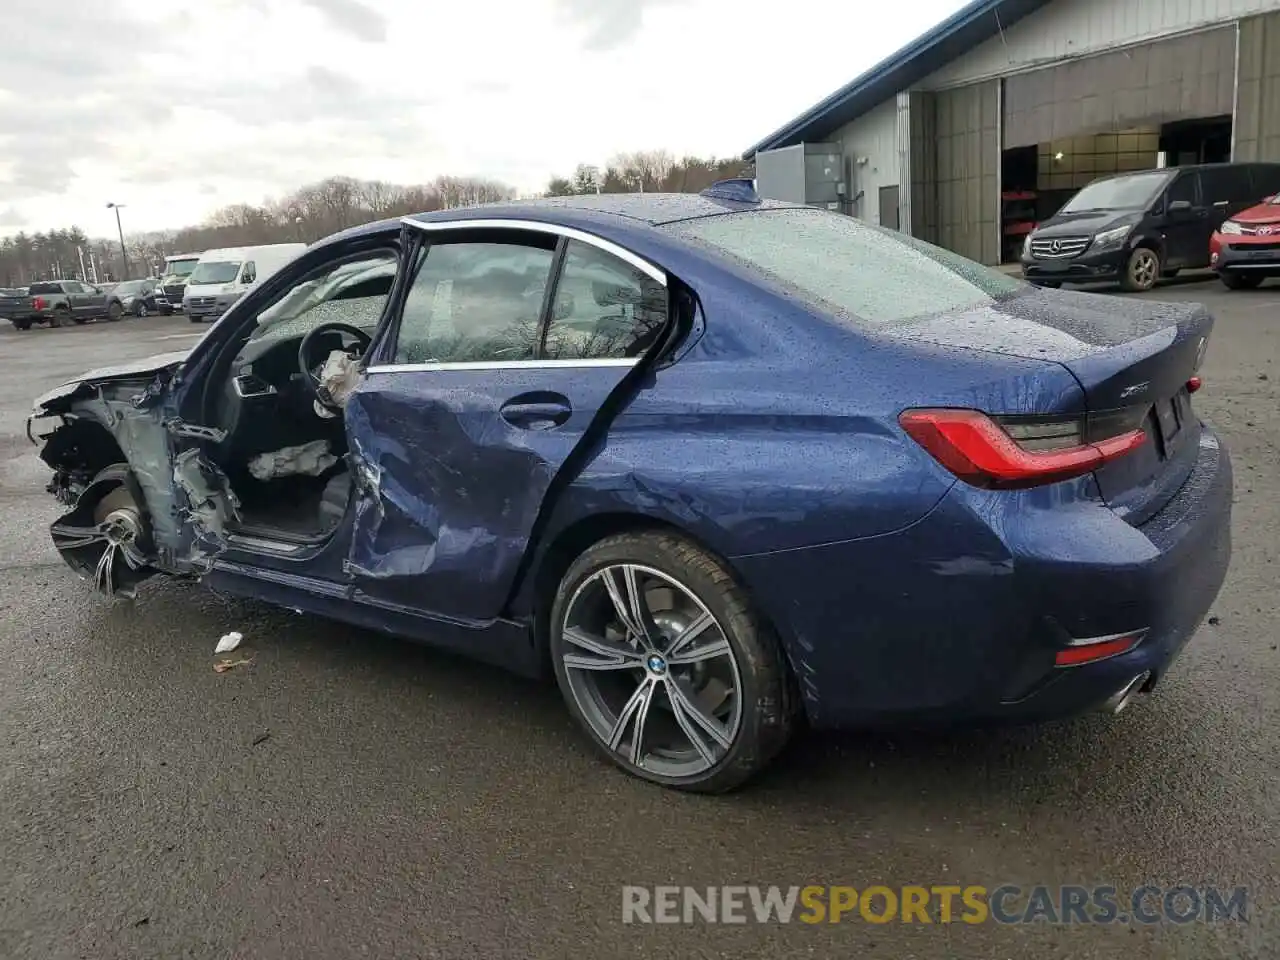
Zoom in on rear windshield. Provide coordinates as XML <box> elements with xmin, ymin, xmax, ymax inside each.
<box><xmin>28</xmin><ymin>282</ymin><xmax>63</xmax><ymax>294</ymax></box>
<box><xmin>1059</xmin><ymin>171</ymin><xmax>1172</xmax><ymax>214</ymax></box>
<box><xmin>662</xmin><ymin>207</ymin><xmax>1023</xmax><ymax>325</ymax></box>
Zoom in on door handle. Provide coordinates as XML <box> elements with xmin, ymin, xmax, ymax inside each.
<box><xmin>500</xmin><ymin>398</ymin><xmax>572</xmax><ymax>429</ymax></box>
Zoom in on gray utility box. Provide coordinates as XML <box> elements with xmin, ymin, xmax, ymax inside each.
<box><xmin>754</xmin><ymin>142</ymin><xmax>844</xmax><ymax>208</ymax></box>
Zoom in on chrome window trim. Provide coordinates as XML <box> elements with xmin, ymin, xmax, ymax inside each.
<box><xmin>398</xmin><ymin>216</ymin><xmax>668</xmax><ymax>286</ymax></box>
<box><xmin>367</xmin><ymin>357</ymin><xmax>639</xmax><ymax>374</ymax></box>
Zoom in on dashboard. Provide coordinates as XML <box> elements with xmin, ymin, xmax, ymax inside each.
<box><xmin>213</xmin><ymin>329</ymin><xmax>356</xmax><ymax>466</ymax></box>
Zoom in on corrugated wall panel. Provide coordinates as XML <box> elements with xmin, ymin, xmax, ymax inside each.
<box><xmin>933</xmin><ymin>81</ymin><xmax>1000</xmax><ymax>265</ymax></box>
<box><xmin>1235</xmin><ymin>10</ymin><xmax>1280</xmax><ymax>161</ymax></box>
<box><xmin>896</xmin><ymin>91</ymin><xmax>914</xmax><ymax>234</ymax></box>
<box><xmin>909</xmin><ymin>91</ymin><xmax>938</xmax><ymax>241</ymax></box>
<box><xmin>925</xmin><ymin>0</ymin><xmax>1276</xmax><ymax>89</ymax></box>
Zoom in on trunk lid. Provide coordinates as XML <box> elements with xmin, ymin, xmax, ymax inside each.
<box><xmin>1065</xmin><ymin>309</ymin><xmax>1210</xmax><ymax>524</ymax></box>
<box><xmin>886</xmin><ymin>287</ymin><xmax>1213</xmax><ymax>522</ymax></box>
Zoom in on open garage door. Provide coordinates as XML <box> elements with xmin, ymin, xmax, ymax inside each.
<box><xmin>1002</xmin><ymin>27</ymin><xmax>1236</xmax><ymax>150</ymax></box>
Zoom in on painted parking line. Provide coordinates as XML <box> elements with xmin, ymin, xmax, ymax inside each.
<box><xmin>151</xmin><ymin>332</ymin><xmax>208</xmax><ymax>341</ymax></box>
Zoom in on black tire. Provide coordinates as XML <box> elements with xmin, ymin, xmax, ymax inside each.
<box><xmin>1120</xmin><ymin>246</ymin><xmax>1161</xmax><ymax>292</ymax></box>
<box><xmin>72</xmin><ymin>317</ymin><xmax>89</xmax><ymax>325</ymax></box>
<box><xmin>159</xmin><ymin>305</ymin><xmax>173</xmax><ymax>316</ymax></box>
<box><xmin>189</xmin><ymin>315</ymin><xmax>203</xmax><ymax>323</ymax></box>
<box><xmin>1220</xmin><ymin>271</ymin><xmax>1264</xmax><ymax>290</ymax></box>
<box><xmin>549</xmin><ymin>531</ymin><xmax>797</xmax><ymax>793</ymax></box>
<box><xmin>13</xmin><ymin>319</ymin><xmax>32</xmax><ymax>331</ymax></box>
<box><xmin>51</xmin><ymin>306</ymin><xmax>70</xmax><ymax>328</ymax></box>
<box><xmin>106</xmin><ymin>301</ymin><xmax>123</xmax><ymax>321</ymax></box>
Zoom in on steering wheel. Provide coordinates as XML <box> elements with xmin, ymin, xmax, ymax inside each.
<box><xmin>298</xmin><ymin>322</ymin><xmax>373</xmax><ymax>411</ymax></box>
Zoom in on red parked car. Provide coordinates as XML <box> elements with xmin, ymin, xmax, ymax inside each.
<box><xmin>1210</xmin><ymin>193</ymin><xmax>1280</xmax><ymax>289</ymax></box>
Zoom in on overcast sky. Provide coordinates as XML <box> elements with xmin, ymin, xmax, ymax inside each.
<box><xmin>0</xmin><ymin>0</ymin><xmax>968</xmax><ymax>237</ymax></box>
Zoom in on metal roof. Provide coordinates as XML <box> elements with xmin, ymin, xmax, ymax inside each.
<box><xmin>743</xmin><ymin>0</ymin><xmax>1054</xmax><ymax>159</ymax></box>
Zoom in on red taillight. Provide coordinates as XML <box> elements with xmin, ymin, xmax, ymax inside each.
<box><xmin>31</xmin><ymin>296</ymin><xmax>46</xmax><ymax>310</ymax></box>
<box><xmin>1187</xmin><ymin>376</ymin><xmax>1203</xmax><ymax>394</ymax></box>
<box><xmin>898</xmin><ymin>409</ymin><xmax>1146</xmax><ymax>490</ymax></box>
<box><xmin>1054</xmin><ymin>630</ymin><xmax>1145</xmax><ymax>667</ymax></box>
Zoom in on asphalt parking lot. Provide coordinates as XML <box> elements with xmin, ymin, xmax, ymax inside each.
<box><xmin>0</xmin><ymin>281</ymin><xmax>1277</xmax><ymax>960</ymax></box>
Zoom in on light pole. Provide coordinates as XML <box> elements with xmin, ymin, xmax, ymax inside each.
<box><xmin>105</xmin><ymin>202</ymin><xmax>130</xmax><ymax>280</ymax></box>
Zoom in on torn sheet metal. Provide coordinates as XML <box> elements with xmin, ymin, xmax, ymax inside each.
<box><xmin>313</xmin><ymin>349</ymin><xmax>363</xmax><ymax>419</ymax></box>
<box><xmin>43</xmin><ymin>387</ymin><xmax>183</xmax><ymax>557</ymax></box>
<box><xmin>247</xmin><ymin>439</ymin><xmax>338</xmax><ymax>481</ymax></box>
<box><xmin>173</xmin><ymin>447</ymin><xmax>241</xmax><ymax>561</ymax></box>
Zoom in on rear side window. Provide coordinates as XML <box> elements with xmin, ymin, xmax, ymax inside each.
<box><xmin>542</xmin><ymin>240</ymin><xmax>667</xmax><ymax>359</ymax></box>
<box><xmin>663</xmin><ymin>208</ymin><xmax>1023</xmax><ymax>327</ymax></box>
<box><xmin>1250</xmin><ymin>164</ymin><xmax>1280</xmax><ymax>197</ymax></box>
<box><xmin>1200</xmin><ymin>166</ymin><xmax>1246</xmax><ymax>205</ymax></box>
<box><xmin>396</xmin><ymin>241</ymin><xmax>555</xmax><ymax>364</ymax></box>
<box><xmin>28</xmin><ymin>282</ymin><xmax>61</xmax><ymax>295</ymax></box>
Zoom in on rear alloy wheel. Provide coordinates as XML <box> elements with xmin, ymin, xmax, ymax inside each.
<box><xmin>1221</xmin><ymin>271</ymin><xmax>1263</xmax><ymax>290</ymax></box>
<box><xmin>136</xmin><ymin>302</ymin><xmax>149</xmax><ymax>317</ymax></box>
<box><xmin>1121</xmin><ymin>247</ymin><xmax>1161</xmax><ymax>292</ymax></box>
<box><xmin>550</xmin><ymin>532</ymin><xmax>796</xmax><ymax>793</ymax></box>
<box><xmin>106</xmin><ymin>301</ymin><xmax>123</xmax><ymax>321</ymax></box>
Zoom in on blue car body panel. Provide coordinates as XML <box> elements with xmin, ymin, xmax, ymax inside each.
<box><xmin>29</xmin><ymin>194</ymin><xmax>1233</xmax><ymax>729</ymax></box>
<box><xmin>343</xmin><ymin>360</ymin><xmax>641</xmax><ymax>624</ymax></box>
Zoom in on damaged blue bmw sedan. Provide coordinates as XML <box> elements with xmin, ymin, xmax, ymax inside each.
<box><xmin>28</xmin><ymin>181</ymin><xmax>1232</xmax><ymax>792</ymax></box>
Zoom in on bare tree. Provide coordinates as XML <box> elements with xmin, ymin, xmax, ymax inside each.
<box><xmin>1</xmin><ymin>151</ymin><xmax>756</xmax><ymax>285</ymax></box>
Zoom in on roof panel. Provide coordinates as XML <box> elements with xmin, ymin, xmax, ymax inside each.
<box><xmin>406</xmin><ymin>193</ymin><xmax>797</xmax><ymax>227</ymax></box>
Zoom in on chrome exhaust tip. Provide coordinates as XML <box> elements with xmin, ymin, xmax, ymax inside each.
<box><xmin>1101</xmin><ymin>672</ymin><xmax>1151</xmax><ymax>715</ymax></box>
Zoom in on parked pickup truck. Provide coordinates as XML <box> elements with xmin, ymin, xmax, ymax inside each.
<box><xmin>1</xmin><ymin>280</ymin><xmax>125</xmax><ymax>330</ymax></box>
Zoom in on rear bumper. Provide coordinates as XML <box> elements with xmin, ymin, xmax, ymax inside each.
<box><xmin>732</xmin><ymin>427</ymin><xmax>1233</xmax><ymax>729</ymax></box>
<box><xmin>1020</xmin><ymin>247</ymin><xmax>1126</xmax><ymax>284</ymax></box>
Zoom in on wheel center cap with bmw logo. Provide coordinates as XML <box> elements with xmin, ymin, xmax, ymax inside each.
<box><xmin>646</xmin><ymin>654</ymin><xmax>667</xmax><ymax>675</ymax></box>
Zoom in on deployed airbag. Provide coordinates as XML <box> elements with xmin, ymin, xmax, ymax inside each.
<box><xmin>247</xmin><ymin>439</ymin><xmax>338</xmax><ymax>481</ymax></box>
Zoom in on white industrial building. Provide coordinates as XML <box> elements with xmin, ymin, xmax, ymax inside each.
<box><xmin>747</xmin><ymin>0</ymin><xmax>1280</xmax><ymax>265</ymax></box>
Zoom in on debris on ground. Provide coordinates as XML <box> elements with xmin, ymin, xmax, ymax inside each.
<box><xmin>214</xmin><ymin>656</ymin><xmax>254</xmax><ymax>674</ymax></box>
<box><xmin>252</xmin><ymin>732</ymin><xmax>271</xmax><ymax>747</ymax></box>
<box><xmin>215</xmin><ymin>631</ymin><xmax>244</xmax><ymax>654</ymax></box>
<box><xmin>1207</xmin><ymin>616</ymin><xmax>1221</xmax><ymax>626</ymax></box>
